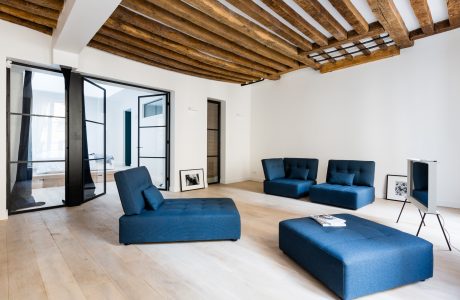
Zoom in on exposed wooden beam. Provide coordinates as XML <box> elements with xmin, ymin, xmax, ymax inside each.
<box><xmin>447</xmin><ymin>0</ymin><xmax>460</xmax><ymax>26</ymax></box>
<box><xmin>93</xmin><ymin>34</ymin><xmax>256</xmax><ymax>83</ymax></box>
<box><xmin>410</xmin><ymin>0</ymin><xmax>434</xmax><ymax>34</ymax></box>
<box><xmin>373</xmin><ymin>35</ymin><xmax>388</xmax><ymax>50</ymax></box>
<box><xmin>225</xmin><ymin>0</ymin><xmax>312</xmax><ymax>51</ymax></box>
<box><xmin>302</xmin><ymin>22</ymin><xmax>385</xmax><ymax>56</ymax></box>
<box><xmin>25</xmin><ymin>0</ymin><xmax>63</xmax><ymax>11</ymax></box>
<box><xmin>111</xmin><ymin>7</ymin><xmax>276</xmax><ymax>80</ymax></box>
<box><xmin>148</xmin><ymin>0</ymin><xmax>295</xmax><ymax>70</ymax></box>
<box><xmin>261</xmin><ymin>0</ymin><xmax>328</xmax><ymax>46</ymax></box>
<box><xmin>318</xmin><ymin>51</ymin><xmax>335</xmax><ymax>63</ymax></box>
<box><xmin>120</xmin><ymin>0</ymin><xmax>279</xmax><ymax>75</ymax></box>
<box><xmin>353</xmin><ymin>42</ymin><xmax>371</xmax><ymax>55</ymax></box>
<box><xmin>367</xmin><ymin>0</ymin><xmax>413</xmax><ymax>48</ymax></box>
<box><xmin>0</xmin><ymin>10</ymin><xmax>52</xmax><ymax>34</ymax></box>
<box><xmin>180</xmin><ymin>0</ymin><xmax>317</xmax><ymax>68</ymax></box>
<box><xmin>320</xmin><ymin>45</ymin><xmax>400</xmax><ymax>73</ymax></box>
<box><xmin>410</xmin><ymin>18</ymin><xmax>460</xmax><ymax>40</ymax></box>
<box><xmin>336</xmin><ymin>46</ymin><xmax>353</xmax><ymax>60</ymax></box>
<box><xmin>104</xmin><ymin>18</ymin><xmax>273</xmax><ymax>81</ymax></box>
<box><xmin>0</xmin><ymin>3</ymin><xmax>56</xmax><ymax>27</ymax></box>
<box><xmin>0</xmin><ymin>0</ymin><xmax>59</xmax><ymax>19</ymax></box>
<box><xmin>88</xmin><ymin>41</ymin><xmax>242</xmax><ymax>84</ymax></box>
<box><xmin>293</xmin><ymin>0</ymin><xmax>347</xmax><ymax>40</ymax></box>
<box><xmin>329</xmin><ymin>0</ymin><xmax>369</xmax><ymax>34</ymax></box>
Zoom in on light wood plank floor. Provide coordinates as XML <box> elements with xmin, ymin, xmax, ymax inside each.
<box><xmin>1</xmin><ymin>181</ymin><xmax>459</xmax><ymax>300</ymax></box>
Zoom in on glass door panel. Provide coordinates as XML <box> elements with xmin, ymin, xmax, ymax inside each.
<box><xmin>207</xmin><ymin>101</ymin><xmax>221</xmax><ymax>184</ymax></box>
<box><xmin>83</xmin><ymin>79</ymin><xmax>106</xmax><ymax>201</ymax></box>
<box><xmin>138</xmin><ymin>94</ymin><xmax>168</xmax><ymax>190</ymax></box>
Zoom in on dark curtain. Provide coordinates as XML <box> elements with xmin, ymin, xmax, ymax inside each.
<box><xmin>9</xmin><ymin>71</ymin><xmax>45</xmax><ymax>211</ymax></box>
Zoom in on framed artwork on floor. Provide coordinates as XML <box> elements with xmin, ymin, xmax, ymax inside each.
<box><xmin>386</xmin><ymin>175</ymin><xmax>407</xmax><ymax>201</ymax></box>
<box><xmin>180</xmin><ymin>169</ymin><xmax>205</xmax><ymax>192</ymax></box>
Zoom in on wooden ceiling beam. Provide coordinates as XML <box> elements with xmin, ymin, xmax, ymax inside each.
<box><xmin>93</xmin><ymin>34</ymin><xmax>257</xmax><ymax>83</ymax></box>
<box><xmin>180</xmin><ymin>0</ymin><xmax>317</xmax><ymax>68</ymax></box>
<box><xmin>320</xmin><ymin>45</ymin><xmax>400</xmax><ymax>73</ymax></box>
<box><xmin>225</xmin><ymin>0</ymin><xmax>312</xmax><ymax>51</ymax></box>
<box><xmin>261</xmin><ymin>0</ymin><xmax>328</xmax><ymax>46</ymax></box>
<box><xmin>367</xmin><ymin>0</ymin><xmax>413</xmax><ymax>48</ymax></box>
<box><xmin>336</xmin><ymin>46</ymin><xmax>353</xmax><ymax>60</ymax></box>
<box><xmin>147</xmin><ymin>0</ymin><xmax>295</xmax><ymax>70</ymax></box>
<box><xmin>353</xmin><ymin>42</ymin><xmax>371</xmax><ymax>55</ymax></box>
<box><xmin>110</xmin><ymin>7</ymin><xmax>276</xmax><ymax>80</ymax></box>
<box><xmin>0</xmin><ymin>0</ymin><xmax>59</xmax><ymax>19</ymax></box>
<box><xmin>447</xmin><ymin>0</ymin><xmax>460</xmax><ymax>26</ymax></box>
<box><xmin>293</xmin><ymin>0</ymin><xmax>347</xmax><ymax>40</ymax></box>
<box><xmin>302</xmin><ymin>22</ymin><xmax>385</xmax><ymax>56</ymax></box>
<box><xmin>0</xmin><ymin>3</ymin><xmax>56</xmax><ymax>28</ymax></box>
<box><xmin>373</xmin><ymin>35</ymin><xmax>388</xmax><ymax>50</ymax></box>
<box><xmin>410</xmin><ymin>0</ymin><xmax>434</xmax><ymax>34</ymax></box>
<box><xmin>104</xmin><ymin>18</ymin><xmax>273</xmax><ymax>81</ymax></box>
<box><xmin>0</xmin><ymin>10</ymin><xmax>52</xmax><ymax>34</ymax></box>
<box><xmin>329</xmin><ymin>0</ymin><xmax>369</xmax><ymax>34</ymax></box>
<box><xmin>120</xmin><ymin>0</ymin><xmax>279</xmax><ymax>75</ymax></box>
<box><xmin>410</xmin><ymin>18</ymin><xmax>460</xmax><ymax>40</ymax></box>
<box><xmin>88</xmin><ymin>41</ymin><xmax>242</xmax><ymax>84</ymax></box>
<box><xmin>25</xmin><ymin>0</ymin><xmax>63</xmax><ymax>11</ymax></box>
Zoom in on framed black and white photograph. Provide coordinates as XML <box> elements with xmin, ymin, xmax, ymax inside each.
<box><xmin>180</xmin><ymin>169</ymin><xmax>205</xmax><ymax>192</ymax></box>
<box><xmin>386</xmin><ymin>175</ymin><xmax>407</xmax><ymax>201</ymax></box>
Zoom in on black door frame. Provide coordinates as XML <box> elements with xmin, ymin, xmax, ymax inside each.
<box><xmin>207</xmin><ymin>100</ymin><xmax>221</xmax><ymax>184</ymax></box>
<box><xmin>138</xmin><ymin>93</ymin><xmax>170</xmax><ymax>190</ymax></box>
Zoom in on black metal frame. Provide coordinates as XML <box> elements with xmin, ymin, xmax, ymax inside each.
<box><xmin>179</xmin><ymin>168</ymin><xmax>205</xmax><ymax>192</ymax></box>
<box><xmin>207</xmin><ymin>100</ymin><xmax>221</xmax><ymax>184</ymax></box>
<box><xmin>138</xmin><ymin>93</ymin><xmax>170</xmax><ymax>190</ymax></box>
<box><xmin>82</xmin><ymin>78</ymin><xmax>107</xmax><ymax>201</ymax></box>
<box><xmin>385</xmin><ymin>174</ymin><xmax>407</xmax><ymax>202</ymax></box>
<box><xmin>6</xmin><ymin>62</ymin><xmax>66</xmax><ymax>214</ymax></box>
<box><xmin>417</xmin><ymin>212</ymin><xmax>452</xmax><ymax>251</ymax></box>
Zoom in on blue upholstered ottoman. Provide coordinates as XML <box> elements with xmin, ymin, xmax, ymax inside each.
<box><xmin>279</xmin><ymin>214</ymin><xmax>433</xmax><ymax>300</ymax></box>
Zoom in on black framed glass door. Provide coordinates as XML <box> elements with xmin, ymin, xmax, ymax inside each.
<box><xmin>138</xmin><ymin>94</ymin><xmax>169</xmax><ymax>190</ymax></box>
<box><xmin>83</xmin><ymin>78</ymin><xmax>106</xmax><ymax>201</ymax></box>
<box><xmin>207</xmin><ymin>100</ymin><xmax>221</xmax><ymax>184</ymax></box>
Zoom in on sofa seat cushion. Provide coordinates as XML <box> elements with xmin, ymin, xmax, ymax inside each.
<box><xmin>309</xmin><ymin>183</ymin><xmax>375</xmax><ymax>210</ymax></box>
<box><xmin>279</xmin><ymin>214</ymin><xmax>433</xmax><ymax>300</ymax></box>
<box><xmin>264</xmin><ymin>179</ymin><xmax>315</xmax><ymax>199</ymax></box>
<box><xmin>119</xmin><ymin>198</ymin><xmax>241</xmax><ymax>243</ymax></box>
<box><xmin>114</xmin><ymin>166</ymin><xmax>152</xmax><ymax>215</ymax></box>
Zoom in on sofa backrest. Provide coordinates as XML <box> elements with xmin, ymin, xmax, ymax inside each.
<box><xmin>284</xmin><ymin>158</ymin><xmax>319</xmax><ymax>181</ymax></box>
<box><xmin>262</xmin><ymin>158</ymin><xmax>285</xmax><ymax>180</ymax></box>
<box><xmin>326</xmin><ymin>160</ymin><xmax>375</xmax><ymax>187</ymax></box>
<box><xmin>114</xmin><ymin>166</ymin><xmax>153</xmax><ymax>215</ymax></box>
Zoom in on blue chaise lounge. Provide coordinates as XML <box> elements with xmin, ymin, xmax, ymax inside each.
<box><xmin>262</xmin><ymin>158</ymin><xmax>319</xmax><ymax>199</ymax></box>
<box><xmin>114</xmin><ymin>167</ymin><xmax>241</xmax><ymax>244</ymax></box>
<box><xmin>310</xmin><ymin>160</ymin><xmax>375</xmax><ymax>210</ymax></box>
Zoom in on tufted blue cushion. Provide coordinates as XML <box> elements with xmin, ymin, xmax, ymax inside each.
<box><xmin>262</xmin><ymin>158</ymin><xmax>285</xmax><ymax>180</ymax></box>
<box><xmin>288</xmin><ymin>167</ymin><xmax>309</xmax><ymax>181</ymax></box>
<box><xmin>326</xmin><ymin>160</ymin><xmax>375</xmax><ymax>187</ymax></box>
<box><xmin>279</xmin><ymin>214</ymin><xmax>433</xmax><ymax>300</ymax></box>
<box><xmin>329</xmin><ymin>171</ymin><xmax>354</xmax><ymax>186</ymax></box>
<box><xmin>143</xmin><ymin>185</ymin><xmax>164</xmax><ymax>210</ymax></box>
<box><xmin>284</xmin><ymin>158</ymin><xmax>319</xmax><ymax>181</ymax></box>
<box><xmin>119</xmin><ymin>198</ymin><xmax>241</xmax><ymax>244</ymax></box>
<box><xmin>114</xmin><ymin>166</ymin><xmax>152</xmax><ymax>215</ymax></box>
<box><xmin>264</xmin><ymin>179</ymin><xmax>315</xmax><ymax>199</ymax></box>
<box><xmin>310</xmin><ymin>183</ymin><xmax>375</xmax><ymax>210</ymax></box>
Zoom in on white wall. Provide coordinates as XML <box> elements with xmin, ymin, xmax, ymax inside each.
<box><xmin>250</xmin><ymin>29</ymin><xmax>460</xmax><ymax>208</ymax></box>
<box><xmin>0</xmin><ymin>20</ymin><xmax>252</xmax><ymax>219</ymax></box>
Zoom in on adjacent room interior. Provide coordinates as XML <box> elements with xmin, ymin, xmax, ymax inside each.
<box><xmin>0</xmin><ymin>0</ymin><xmax>459</xmax><ymax>299</ymax></box>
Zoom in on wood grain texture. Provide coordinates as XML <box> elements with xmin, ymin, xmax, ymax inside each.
<box><xmin>0</xmin><ymin>3</ymin><xmax>56</xmax><ymax>28</ymax></box>
<box><xmin>0</xmin><ymin>10</ymin><xmax>52</xmax><ymax>34</ymax></box>
<box><xmin>320</xmin><ymin>45</ymin><xmax>400</xmax><ymax>73</ymax></box>
<box><xmin>410</xmin><ymin>0</ymin><xmax>434</xmax><ymax>34</ymax></box>
<box><xmin>261</xmin><ymin>0</ymin><xmax>328</xmax><ymax>46</ymax></box>
<box><xmin>0</xmin><ymin>0</ymin><xmax>59</xmax><ymax>19</ymax></box>
<box><xmin>329</xmin><ymin>0</ymin><xmax>369</xmax><ymax>34</ymax></box>
<box><xmin>147</xmin><ymin>0</ymin><xmax>295</xmax><ymax>70</ymax></box>
<box><xmin>353</xmin><ymin>42</ymin><xmax>371</xmax><ymax>55</ymax></box>
<box><xmin>367</xmin><ymin>0</ymin><xmax>413</xmax><ymax>48</ymax></box>
<box><xmin>410</xmin><ymin>18</ymin><xmax>460</xmax><ymax>40</ymax></box>
<box><xmin>293</xmin><ymin>0</ymin><xmax>347</xmax><ymax>40</ymax></box>
<box><xmin>25</xmin><ymin>0</ymin><xmax>63</xmax><ymax>11</ymax></box>
<box><xmin>121</xmin><ymin>0</ymin><xmax>280</xmax><ymax>75</ymax></box>
<box><xmin>2</xmin><ymin>181</ymin><xmax>460</xmax><ymax>299</ymax></box>
<box><xmin>447</xmin><ymin>0</ymin><xmax>460</xmax><ymax>26</ymax></box>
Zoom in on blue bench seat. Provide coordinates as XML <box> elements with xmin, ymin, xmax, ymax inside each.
<box><xmin>264</xmin><ymin>178</ymin><xmax>315</xmax><ymax>199</ymax></box>
<box><xmin>279</xmin><ymin>214</ymin><xmax>433</xmax><ymax>300</ymax></box>
<box><xmin>309</xmin><ymin>183</ymin><xmax>375</xmax><ymax>210</ymax></box>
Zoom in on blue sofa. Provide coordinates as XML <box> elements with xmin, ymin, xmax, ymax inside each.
<box><xmin>279</xmin><ymin>214</ymin><xmax>433</xmax><ymax>300</ymax></box>
<box><xmin>262</xmin><ymin>158</ymin><xmax>319</xmax><ymax>199</ymax></box>
<box><xmin>310</xmin><ymin>160</ymin><xmax>375</xmax><ymax>210</ymax></box>
<box><xmin>114</xmin><ymin>167</ymin><xmax>241</xmax><ymax>244</ymax></box>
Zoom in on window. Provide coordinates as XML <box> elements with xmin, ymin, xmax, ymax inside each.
<box><xmin>143</xmin><ymin>100</ymin><xmax>163</xmax><ymax>118</ymax></box>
